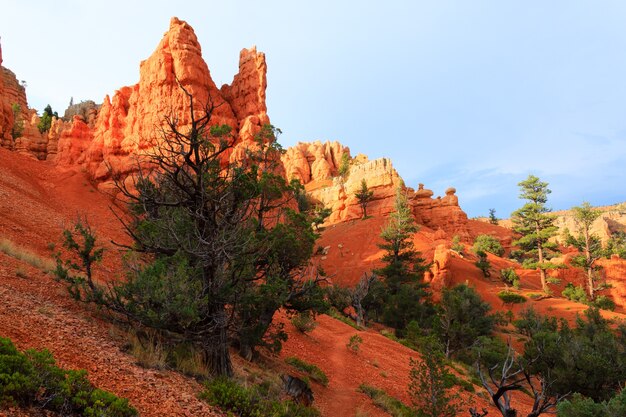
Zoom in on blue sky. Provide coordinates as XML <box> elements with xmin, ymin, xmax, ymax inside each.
<box><xmin>1</xmin><ymin>1</ymin><xmax>625</xmax><ymax>217</ymax></box>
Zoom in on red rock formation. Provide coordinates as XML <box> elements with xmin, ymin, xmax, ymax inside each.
<box><xmin>0</xmin><ymin>40</ymin><xmax>51</xmax><ymax>159</ymax></box>
<box><xmin>282</xmin><ymin>144</ymin><xmax>403</xmax><ymax>223</ymax></box>
<box><xmin>429</xmin><ymin>244</ymin><xmax>452</xmax><ymax>294</ymax></box>
<box><xmin>0</xmin><ymin>39</ymin><xmax>25</xmax><ymax>150</ymax></box>
<box><xmin>51</xmin><ymin>17</ymin><xmax>270</xmax><ymax>190</ymax></box>
<box><xmin>411</xmin><ymin>184</ymin><xmax>470</xmax><ymax>240</ymax></box>
<box><xmin>281</xmin><ymin>141</ymin><xmax>472</xmax><ymax>234</ymax></box>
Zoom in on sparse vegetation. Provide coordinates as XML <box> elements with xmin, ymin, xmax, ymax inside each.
<box><xmin>201</xmin><ymin>377</ymin><xmax>320</xmax><ymax>417</ymax></box>
<box><xmin>604</xmin><ymin>231</ymin><xmax>626</xmax><ymax>259</ymax></box>
<box><xmin>561</xmin><ymin>284</ymin><xmax>616</xmax><ymax>310</ymax></box>
<box><xmin>291</xmin><ymin>311</ymin><xmax>318</xmax><ymax>334</ymax></box>
<box><xmin>562</xmin><ymin>283</ymin><xmax>589</xmax><ymax>304</ymax></box>
<box><xmin>285</xmin><ymin>357</ymin><xmax>329</xmax><ymax>386</ymax></box>
<box><xmin>11</xmin><ymin>103</ymin><xmax>24</xmax><ymax>140</ymax></box>
<box><xmin>338</xmin><ymin>152</ymin><xmax>351</xmax><ymax>178</ymax></box>
<box><xmin>125</xmin><ymin>329</ymin><xmax>168</xmax><ymax>370</ymax></box>
<box><xmin>592</xmin><ymin>295</ymin><xmax>615</xmax><ymax>311</ymax></box>
<box><xmin>0</xmin><ymin>336</ymin><xmax>137</xmax><ymax>416</ymax></box>
<box><xmin>358</xmin><ymin>384</ymin><xmax>415</xmax><ymax>417</ymax></box>
<box><xmin>347</xmin><ymin>334</ymin><xmax>363</xmax><ymax>353</ymax></box>
<box><xmin>327</xmin><ymin>308</ymin><xmax>360</xmax><ymax>330</ymax></box>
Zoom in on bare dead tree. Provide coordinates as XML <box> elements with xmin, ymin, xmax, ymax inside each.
<box><xmin>469</xmin><ymin>408</ymin><xmax>488</xmax><ymax>417</ymax></box>
<box><xmin>350</xmin><ymin>272</ymin><xmax>377</xmax><ymax>327</ymax></box>
<box><xmin>475</xmin><ymin>342</ymin><xmax>566</xmax><ymax>417</ymax></box>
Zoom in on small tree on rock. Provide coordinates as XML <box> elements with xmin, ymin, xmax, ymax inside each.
<box><xmin>354</xmin><ymin>179</ymin><xmax>374</xmax><ymax>219</ymax></box>
<box><xmin>475</xmin><ymin>251</ymin><xmax>491</xmax><ymax>277</ymax></box>
<box><xmin>11</xmin><ymin>103</ymin><xmax>24</xmax><ymax>140</ymax></box>
<box><xmin>37</xmin><ymin>104</ymin><xmax>58</xmax><ymax>134</ymax></box>
<box><xmin>489</xmin><ymin>208</ymin><xmax>499</xmax><ymax>225</ymax></box>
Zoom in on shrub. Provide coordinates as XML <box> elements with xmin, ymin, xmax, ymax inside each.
<box><xmin>285</xmin><ymin>357</ymin><xmax>329</xmax><ymax>386</ymax></box>
<box><xmin>500</xmin><ymin>268</ymin><xmax>520</xmax><ymax>289</ymax></box>
<box><xmin>497</xmin><ymin>291</ymin><xmax>526</xmax><ymax>304</ymax></box>
<box><xmin>358</xmin><ymin>384</ymin><xmax>415</xmax><ymax>417</ymax></box>
<box><xmin>10</xmin><ymin>103</ymin><xmax>24</xmax><ymax>140</ymax></box>
<box><xmin>126</xmin><ymin>330</ymin><xmax>168</xmax><ymax>370</ymax></box>
<box><xmin>347</xmin><ymin>334</ymin><xmax>363</xmax><ymax>353</ymax></box>
<box><xmin>291</xmin><ymin>312</ymin><xmax>318</xmax><ymax>334</ymax></box>
<box><xmin>475</xmin><ymin>251</ymin><xmax>491</xmax><ymax>277</ymax></box>
<box><xmin>338</xmin><ymin>152</ymin><xmax>351</xmax><ymax>178</ymax></box>
<box><xmin>326</xmin><ymin>285</ymin><xmax>351</xmax><ymax>312</ymax></box>
<box><xmin>472</xmin><ymin>235</ymin><xmax>504</xmax><ymax>257</ymax></box>
<box><xmin>201</xmin><ymin>377</ymin><xmax>320</xmax><ymax>417</ymax></box>
<box><xmin>0</xmin><ymin>337</ymin><xmax>136</xmax><ymax>416</ymax></box>
<box><xmin>592</xmin><ymin>295</ymin><xmax>615</xmax><ymax>311</ymax></box>
<box><xmin>327</xmin><ymin>308</ymin><xmax>360</xmax><ymax>330</ymax></box>
<box><xmin>451</xmin><ymin>235</ymin><xmax>464</xmax><ymax>254</ymax></box>
<box><xmin>37</xmin><ymin>104</ymin><xmax>57</xmax><ymax>134</ymax></box>
<box><xmin>562</xmin><ymin>283</ymin><xmax>589</xmax><ymax>304</ymax></box>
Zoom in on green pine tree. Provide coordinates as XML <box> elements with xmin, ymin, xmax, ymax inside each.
<box><xmin>354</xmin><ymin>179</ymin><xmax>374</xmax><ymax>219</ymax></box>
<box><xmin>511</xmin><ymin>175</ymin><xmax>559</xmax><ymax>293</ymax></box>
<box><xmin>374</xmin><ymin>185</ymin><xmax>432</xmax><ymax>333</ymax></box>
<box><xmin>567</xmin><ymin>202</ymin><xmax>602</xmax><ymax>300</ymax></box>
<box><xmin>408</xmin><ymin>339</ymin><xmax>461</xmax><ymax>417</ymax></box>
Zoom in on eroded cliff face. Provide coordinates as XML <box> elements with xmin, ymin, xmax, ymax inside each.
<box><xmin>53</xmin><ymin>17</ymin><xmax>270</xmax><ymax>190</ymax></box>
<box><xmin>1</xmin><ymin>41</ymin><xmax>57</xmax><ymax>159</ymax></box>
<box><xmin>281</xmin><ymin>141</ymin><xmax>470</xmax><ymax>237</ymax></box>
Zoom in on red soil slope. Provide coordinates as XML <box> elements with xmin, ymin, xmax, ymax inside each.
<box><xmin>0</xmin><ymin>148</ymin><xmax>220</xmax><ymax>416</ymax></box>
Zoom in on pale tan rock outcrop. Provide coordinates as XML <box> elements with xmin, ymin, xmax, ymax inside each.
<box><xmin>429</xmin><ymin>244</ymin><xmax>452</xmax><ymax>292</ymax></box>
<box><xmin>281</xmin><ymin>141</ymin><xmax>348</xmax><ymax>184</ymax></box>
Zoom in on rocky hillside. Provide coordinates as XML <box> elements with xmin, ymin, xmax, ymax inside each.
<box><xmin>3</xmin><ymin>16</ymin><xmax>626</xmax><ymax>417</ymax></box>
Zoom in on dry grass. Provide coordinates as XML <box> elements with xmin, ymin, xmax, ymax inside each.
<box><xmin>125</xmin><ymin>329</ymin><xmax>209</xmax><ymax>377</ymax></box>
<box><xmin>0</xmin><ymin>238</ymin><xmax>55</xmax><ymax>272</ymax></box>
<box><xmin>172</xmin><ymin>344</ymin><xmax>209</xmax><ymax>378</ymax></box>
<box><xmin>127</xmin><ymin>330</ymin><xmax>168</xmax><ymax>370</ymax></box>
